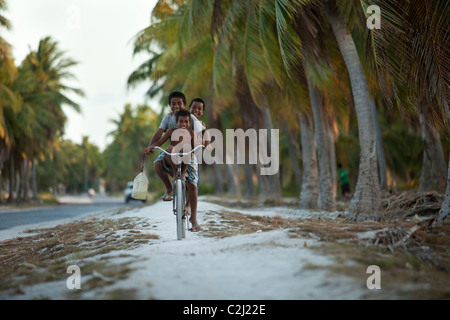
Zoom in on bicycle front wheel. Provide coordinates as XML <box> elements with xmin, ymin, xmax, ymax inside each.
<box><xmin>175</xmin><ymin>178</ymin><xmax>184</xmax><ymax>240</ymax></box>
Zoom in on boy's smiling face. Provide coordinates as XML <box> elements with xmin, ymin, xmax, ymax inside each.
<box><xmin>170</xmin><ymin>97</ymin><xmax>185</xmax><ymax>114</ymax></box>
<box><xmin>176</xmin><ymin>115</ymin><xmax>191</xmax><ymax>129</ymax></box>
<box><xmin>190</xmin><ymin>101</ymin><xmax>204</xmax><ymax>119</ymax></box>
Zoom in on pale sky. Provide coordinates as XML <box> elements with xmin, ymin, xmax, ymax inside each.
<box><xmin>3</xmin><ymin>0</ymin><xmax>159</xmax><ymax>151</ymax></box>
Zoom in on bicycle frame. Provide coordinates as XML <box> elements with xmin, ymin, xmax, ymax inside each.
<box><xmin>151</xmin><ymin>145</ymin><xmax>204</xmax><ymax>239</ymax></box>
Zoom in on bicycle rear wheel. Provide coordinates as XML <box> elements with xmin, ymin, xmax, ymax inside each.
<box><xmin>175</xmin><ymin>178</ymin><xmax>184</xmax><ymax>240</ymax></box>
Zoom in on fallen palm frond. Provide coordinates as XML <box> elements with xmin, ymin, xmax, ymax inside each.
<box><xmin>369</xmin><ymin>222</ymin><xmax>421</xmax><ymax>251</ymax></box>
<box><xmin>383</xmin><ymin>191</ymin><xmax>444</xmax><ymax>219</ymax></box>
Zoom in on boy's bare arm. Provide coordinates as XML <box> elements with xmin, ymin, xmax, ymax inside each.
<box><xmin>144</xmin><ymin>129</ymin><xmax>174</xmax><ymax>154</ymax></box>
<box><xmin>155</xmin><ymin>129</ymin><xmax>174</xmax><ymax>147</ymax></box>
<box><xmin>148</xmin><ymin>128</ymin><xmax>165</xmax><ymax>146</ymax></box>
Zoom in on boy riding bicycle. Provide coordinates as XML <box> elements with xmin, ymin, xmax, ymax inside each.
<box><xmin>144</xmin><ymin>109</ymin><xmax>202</xmax><ymax>232</ymax></box>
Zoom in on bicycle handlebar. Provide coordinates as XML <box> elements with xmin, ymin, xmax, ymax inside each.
<box><xmin>140</xmin><ymin>145</ymin><xmax>204</xmax><ymax>172</ymax></box>
<box><xmin>151</xmin><ymin>144</ymin><xmax>205</xmax><ymax>156</ymax></box>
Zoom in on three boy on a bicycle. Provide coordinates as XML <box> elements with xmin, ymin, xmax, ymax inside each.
<box><xmin>143</xmin><ymin>91</ymin><xmax>206</xmax><ymax>232</ymax></box>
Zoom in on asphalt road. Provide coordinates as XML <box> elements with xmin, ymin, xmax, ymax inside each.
<box><xmin>0</xmin><ymin>194</ymin><xmax>146</xmax><ymax>231</ymax></box>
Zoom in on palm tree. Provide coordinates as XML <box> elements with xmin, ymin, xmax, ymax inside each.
<box><xmin>0</xmin><ymin>0</ymin><xmax>11</xmax><ymax>60</ymax></box>
<box><xmin>362</xmin><ymin>0</ymin><xmax>449</xmax><ymax>221</ymax></box>
<box><xmin>0</xmin><ymin>0</ymin><xmax>18</xmax><ymax>177</ymax></box>
<box><xmin>321</xmin><ymin>0</ymin><xmax>381</xmax><ymax>220</ymax></box>
<box><xmin>130</xmin><ymin>0</ymin><xmax>436</xmax><ymax>220</ymax></box>
<box><xmin>105</xmin><ymin>104</ymin><xmax>158</xmax><ymax>192</ymax></box>
<box><xmin>130</xmin><ymin>0</ymin><xmax>286</xmax><ymax>200</ymax></box>
<box><xmin>5</xmin><ymin>36</ymin><xmax>83</xmax><ymax>201</ymax></box>
<box><xmin>298</xmin><ymin>112</ymin><xmax>319</xmax><ymax>208</ymax></box>
<box><xmin>307</xmin><ymin>78</ymin><xmax>335</xmax><ymax>210</ymax></box>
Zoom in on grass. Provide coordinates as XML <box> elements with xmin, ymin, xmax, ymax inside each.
<box><xmin>199</xmin><ymin>210</ymin><xmax>297</xmax><ymax>238</ymax></box>
<box><xmin>0</xmin><ymin>215</ymin><xmax>159</xmax><ymax>298</ymax></box>
<box><xmin>199</xmin><ymin>208</ymin><xmax>450</xmax><ymax>299</ymax></box>
<box><xmin>289</xmin><ymin>216</ymin><xmax>450</xmax><ymax>299</ymax></box>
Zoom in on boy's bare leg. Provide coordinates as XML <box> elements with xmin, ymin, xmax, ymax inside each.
<box><xmin>181</xmin><ymin>164</ymin><xmax>191</xmax><ymax>216</ymax></box>
<box><xmin>185</xmin><ymin>197</ymin><xmax>191</xmax><ymax>216</ymax></box>
<box><xmin>181</xmin><ymin>164</ymin><xmax>188</xmax><ymax>180</ymax></box>
<box><xmin>186</xmin><ymin>181</ymin><xmax>200</xmax><ymax>231</ymax></box>
<box><xmin>155</xmin><ymin>161</ymin><xmax>172</xmax><ymax>197</ymax></box>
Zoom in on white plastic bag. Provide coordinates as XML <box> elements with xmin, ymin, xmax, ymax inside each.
<box><xmin>132</xmin><ymin>172</ymin><xmax>148</xmax><ymax>200</ymax></box>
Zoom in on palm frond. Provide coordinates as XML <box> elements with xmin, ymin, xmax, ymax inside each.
<box><xmin>365</xmin><ymin>0</ymin><xmax>450</xmax><ymax>131</ymax></box>
<box><xmin>274</xmin><ymin>0</ymin><xmax>304</xmax><ymax>77</ymax></box>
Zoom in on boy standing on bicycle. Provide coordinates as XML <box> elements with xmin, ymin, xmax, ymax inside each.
<box><xmin>189</xmin><ymin>98</ymin><xmax>206</xmax><ymax>128</ymax></box>
<box><xmin>144</xmin><ymin>109</ymin><xmax>203</xmax><ymax>232</ymax></box>
<box><xmin>189</xmin><ymin>98</ymin><xmax>210</xmax><ymax>189</ymax></box>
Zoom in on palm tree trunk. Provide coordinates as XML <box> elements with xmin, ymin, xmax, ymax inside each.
<box><xmin>257</xmin><ymin>163</ymin><xmax>270</xmax><ymax>201</ymax></box>
<box><xmin>243</xmin><ymin>162</ymin><xmax>255</xmax><ymax>197</ymax></box>
<box><xmin>15</xmin><ymin>170</ymin><xmax>21</xmax><ymax>201</ymax></box>
<box><xmin>298</xmin><ymin>113</ymin><xmax>318</xmax><ymax>209</ymax></box>
<box><xmin>31</xmin><ymin>158</ymin><xmax>38</xmax><ymax>200</ymax></box>
<box><xmin>261</xmin><ymin>106</ymin><xmax>282</xmax><ymax>202</ymax></box>
<box><xmin>235</xmin><ymin>64</ymin><xmax>280</xmax><ymax>202</ymax></box>
<box><xmin>282</xmin><ymin>120</ymin><xmax>303</xmax><ymax>190</ymax></box>
<box><xmin>235</xmin><ymin>120</ymin><xmax>255</xmax><ymax>197</ymax></box>
<box><xmin>418</xmin><ymin>107</ymin><xmax>447</xmax><ymax>193</ymax></box>
<box><xmin>23</xmin><ymin>158</ymin><xmax>30</xmax><ymax>201</ymax></box>
<box><xmin>7</xmin><ymin>157</ymin><xmax>14</xmax><ymax>203</ymax></box>
<box><xmin>206</xmin><ymin>98</ymin><xmax>225</xmax><ymax>195</ymax></box>
<box><xmin>213</xmin><ymin>165</ymin><xmax>224</xmax><ymax>194</ymax></box>
<box><xmin>372</xmin><ymin>100</ymin><xmax>387</xmax><ymax>191</ymax></box>
<box><xmin>307</xmin><ymin>79</ymin><xmax>335</xmax><ymax>211</ymax></box>
<box><xmin>324</xmin><ymin>2</ymin><xmax>381</xmax><ymax>220</ymax></box>
<box><xmin>327</xmin><ymin>115</ymin><xmax>337</xmax><ymax>197</ymax></box>
<box><xmin>225</xmin><ymin>146</ymin><xmax>241</xmax><ymax>197</ymax></box>
<box><xmin>419</xmin><ymin>108</ymin><xmax>435</xmax><ymax>192</ymax></box>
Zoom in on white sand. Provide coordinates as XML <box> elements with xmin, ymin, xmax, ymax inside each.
<box><xmin>1</xmin><ymin>196</ymin><xmax>377</xmax><ymax>300</ymax></box>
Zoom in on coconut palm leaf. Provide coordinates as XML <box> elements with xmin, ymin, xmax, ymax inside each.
<box><xmin>363</xmin><ymin>0</ymin><xmax>450</xmax><ymax>131</ymax></box>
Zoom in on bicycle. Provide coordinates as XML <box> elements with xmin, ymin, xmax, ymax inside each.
<box><xmin>151</xmin><ymin>145</ymin><xmax>204</xmax><ymax>240</ymax></box>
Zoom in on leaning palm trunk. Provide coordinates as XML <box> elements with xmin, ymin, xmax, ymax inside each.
<box><xmin>324</xmin><ymin>3</ymin><xmax>381</xmax><ymax>220</ymax></box>
<box><xmin>225</xmin><ymin>161</ymin><xmax>241</xmax><ymax>196</ymax></box>
<box><xmin>261</xmin><ymin>107</ymin><xmax>282</xmax><ymax>202</ymax></box>
<box><xmin>307</xmin><ymin>79</ymin><xmax>335</xmax><ymax>211</ymax></box>
<box><xmin>225</xmin><ymin>134</ymin><xmax>241</xmax><ymax>197</ymax></box>
<box><xmin>206</xmin><ymin>99</ymin><xmax>225</xmax><ymax>194</ymax></box>
<box><xmin>282</xmin><ymin>120</ymin><xmax>303</xmax><ymax>190</ymax></box>
<box><xmin>298</xmin><ymin>113</ymin><xmax>319</xmax><ymax>209</ymax></box>
<box><xmin>327</xmin><ymin>117</ymin><xmax>337</xmax><ymax>197</ymax></box>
